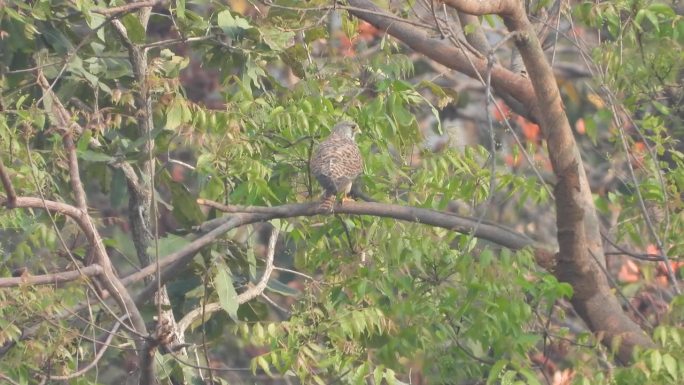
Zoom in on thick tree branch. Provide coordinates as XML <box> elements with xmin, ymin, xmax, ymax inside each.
<box><xmin>346</xmin><ymin>0</ymin><xmax>537</xmax><ymax>120</ymax></box>
<box><xmin>441</xmin><ymin>0</ymin><xmax>656</xmax><ymax>363</ymax></box>
<box><xmin>200</xmin><ymin>200</ymin><xmax>535</xmax><ymax>250</ymax></box>
<box><xmin>111</xmin><ymin>20</ymin><xmax>155</xmax><ymax>274</ymax></box>
<box><xmin>457</xmin><ymin>12</ymin><xmax>490</xmax><ymax>54</ymax></box>
<box><xmin>112</xmin><ymin>8</ymin><xmax>169</xmax><ymax>382</ymax></box>
<box><xmin>0</xmin><ymin>265</ymin><xmax>103</xmax><ymax>288</ymax></box>
<box><xmin>125</xmin><ymin>200</ymin><xmax>549</xmax><ymax>306</ymax></box>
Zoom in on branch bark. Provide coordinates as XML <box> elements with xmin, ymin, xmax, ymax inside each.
<box><xmin>341</xmin><ymin>0</ymin><xmax>656</xmax><ymax>364</ymax></box>
<box><xmin>0</xmin><ymin>158</ymin><xmax>17</xmax><ymax>208</ymax></box>
<box><xmin>440</xmin><ymin>0</ymin><xmax>656</xmax><ymax>363</ymax></box>
<box><xmin>113</xmin><ymin>7</ymin><xmax>183</xmax><ymax>381</ymax></box>
<box><xmin>125</xmin><ymin>200</ymin><xmax>551</xmax><ymax>306</ymax></box>
<box><xmin>0</xmin><ymin>265</ymin><xmax>103</xmax><ymax>288</ymax></box>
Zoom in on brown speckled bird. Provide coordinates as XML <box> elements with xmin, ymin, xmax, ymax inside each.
<box><xmin>310</xmin><ymin>121</ymin><xmax>363</xmax><ymax>211</ymax></box>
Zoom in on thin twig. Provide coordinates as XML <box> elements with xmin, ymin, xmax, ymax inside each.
<box><xmin>261</xmin><ymin>293</ymin><xmax>290</xmax><ymax>315</ymax></box>
<box><xmin>602</xmin><ymin>233</ymin><xmax>662</xmax><ymax>262</ymax></box>
<box><xmin>141</xmin><ymin>35</ymin><xmax>216</xmax><ymax>49</ymax></box>
<box><xmin>613</xmin><ymin>103</ymin><xmax>679</xmax><ymax>294</ymax></box>
<box><xmin>42</xmin><ymin>321</ymin><xmax>122</xmax><ymax>380</ymax></box>
<box><xmin>91</xmin><ymin>0</ymin><xmax>161</xmax><ymax>15</ymax></box>
<box><xmin>274</xmin><ymin>266</ymin><xmax>316</xmax><ymax>281</ymax></box>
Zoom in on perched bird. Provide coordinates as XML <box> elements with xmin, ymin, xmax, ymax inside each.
<box><xmin>310</xmin><ymin>121</ymin><xmax>363</xmax><ymax>211</ymax></box>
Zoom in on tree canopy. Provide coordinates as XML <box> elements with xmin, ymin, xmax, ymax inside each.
<box><xmin>0</xmin><ymin>0</ymin><xmax>683</xmax><ymax>384</ymax></box>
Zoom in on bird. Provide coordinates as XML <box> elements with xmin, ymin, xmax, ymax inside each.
<box><xmin>310</xmin><ymin>121</ymin><xmax>363</xmax><ymax>212</ymax></box>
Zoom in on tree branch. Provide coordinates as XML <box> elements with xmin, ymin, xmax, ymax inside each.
<box><xmin>200</xmin><ymin>200</ymin><xmax>534</xmax><ymax>250</ymax></box>
<box><xmin>0</xmin><ymin>158</ymin><xmax>17</xmax><ymax>208</ymax></box>
<box><xmin>346</xmin><ymin>0</ymin><xmax>537</xmax><ymax>120</ymax></box>
<box><xmin>62</xmin><ymin>135</ymin><xmax>88</xmax><ymax>210</ymax></box>
<box><xmin>176</xmin><ymin>227</ymin><xmax>279</xmax><ymax>335</ymax></box>
<box><xmin>126</xmin><ymin>200</ymin><xmax>549</xmax><ymax>306</ymax></box>
<box><xmin>112</xmin><ymin>7</ymin><xmax>168</xmax><ymax>382</ymax></box>
<box><xmin>43</xmin><ymin>320</ymin><xmax>121</xmax><ymax>380</ymax></box>
<box><xmin>33</xmin><ymin>66</ymin><xmax>151</xmax><ymax>362</ymax></box>
<box><xmin>442</xmin><ymin>0</ymin><xmax>656</xmax><ymax>363</ymax></box>
<box><xmin>0</xmin><ymin>265</ymin><xmax>103</xmax><ymax>288</ymax></box>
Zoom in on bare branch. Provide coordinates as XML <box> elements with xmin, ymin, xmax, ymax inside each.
<box><xmin>201</xmin><ymin>200</ymin><xmax>534</xmax><ymax>250</ymax></box>
<box><xmin>3</xmin><ymin>196</ymin><xmax>88</xmax><ymax>223</ymax></box>
<box><xmin>0</xmin><ymin>265</ymin><xmax>103</xmax><ymax>288</ymax></box>
<box><xmin>141</xmin><ymin>35</ymin><xmax>217</xmax><ymax>50</ymax></box>
<box><xmin>457</xmin><ymin>13</ymin><xmax>490</xmax><ymax>54</ymax></box>
<box><xmin>0</xmin><ymin>373</ymin><xmax>22</xmax><ymax>385</ymax></box>
<box><xmin>111</xmin><ymin>10</ymin><xmax>165</xmax><ymax>382</ymax></box>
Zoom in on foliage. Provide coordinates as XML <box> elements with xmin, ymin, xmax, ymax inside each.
<box><xmin>0</xmin><ymin>0</ymin><xmax>682</xmax><ymax>384</ymax></box>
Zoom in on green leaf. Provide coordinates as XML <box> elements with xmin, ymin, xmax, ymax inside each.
<box><xmin>585</xmin><ymin>115</ymin><xmax>598</xmax><ymax>145</ymax></box>
<box><xmin>648</xmin><ymin>3</ymin><xmax>675</xmax><ymax>17</ymax></box>
<box><xmin>663</xmin><ymin>353</ymin><xmax>677</xmax><ymax>380</ymax></box>
<box><xmin>167</xmin><ymin>178</ymin><xmax>205</xmax><ymax>227</ymax></box>
<box><xmin>77</xmin><ymin>149</ymin><xmax>115</xmax><ymax>163</ymax></box>
<box><xmin>650</xmin><ymin>350</ymin><xmax>662</xmax><ymax>373</ymax></box>
<box><xmin>176</xmin><ymin>0</ymin><xmax>186</xmax><ymax>19</ymax></box>
<box><xmin>487</xmin><ymin>360</ymin><xmax>507</xmax><ymax>385</ymax></box>
<box><xmin>304</xmin><ymin>26</ymin><xmax>327</xmax><ymax>43</ymax></box>
<box><xmin>373</xmin><ymin>365</ymin><xmax>384</xmax><ymax>385</ymax></box>
<box><xmin>261</xmin><ymin>28</ymin><xmax>294</xmax><ymax>51</ymax></box>
<box><xmin>652</xmin><ymin>101</ymin><xmax>671</xmax><ymax>115</ymax></box>
<box><xmin>214</xmin><ymin>263</ymin><xmax>239</xmax><ymax>321</ymax></box>
<box><xmin>644</xmin><ymin>10</ymin><xmax>660</xmax><ymax>32</ymax></box>
<box><xmin>217</xmin><ymin>9</ymin><xmax>251</xmax><ymax>37</ymax></box>
<box><xmin>266</xmin><ymin>278</ymin><xmax>301</xmax><ymax>297</ymax></box>
<box><xmin>166</xmin><ymin>99</ymin><xmax>184</xmax><ymax>130</ymax></box>
<box><xmin>147</xmin><ymin>234</ymin><xmax>190</xmax><ymax>257</ymax></box>
<box><xmin>121</xmin><ymin>14</ymin><xmax>146</xmax><ymax>44</ymax></box>
<box><xmin>463</xmin><ymin>23</ymin><xmax>477</xmax><ymax>35</ymax></box>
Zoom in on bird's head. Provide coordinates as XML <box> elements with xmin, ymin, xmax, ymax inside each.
<box><xmin>331</xmin><ymin>121</ymin><xmax>360</xmax><ymax>140</ymax></box>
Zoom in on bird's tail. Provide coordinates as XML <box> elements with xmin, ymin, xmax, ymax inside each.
<box><xmin>318</xmin><ymin>194</ymin><xmax>336</xmax><ymax>212</ymax></box>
